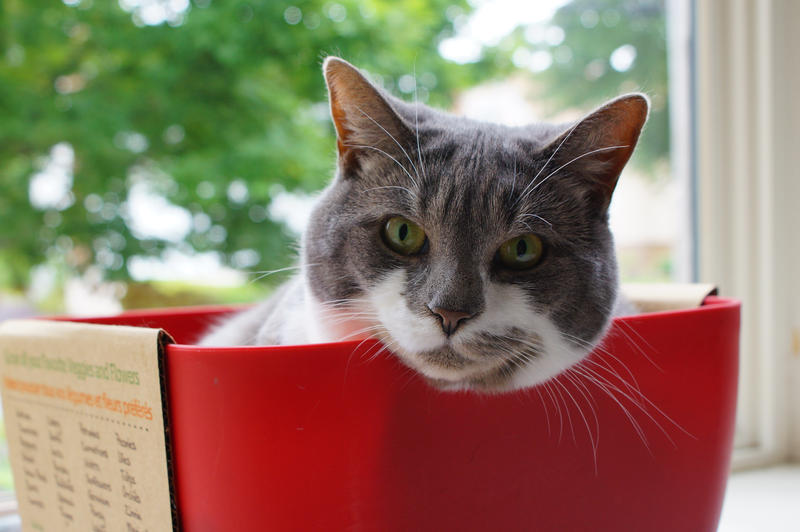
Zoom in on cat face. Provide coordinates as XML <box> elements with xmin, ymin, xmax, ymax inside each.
<box><xmin>304</xmin><ymin>58</ymin><xmax>648</xmax><ymax>392</ymax></box>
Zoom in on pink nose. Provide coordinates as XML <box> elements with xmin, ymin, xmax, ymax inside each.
<box><xmin>429</xmin><ymin>307</ymin><xmax>473</xmax><ymax>336</ymax></box>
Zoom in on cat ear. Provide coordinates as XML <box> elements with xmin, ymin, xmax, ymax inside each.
<box><xmin>323</xmin><ymin>57</ymin><xmax>411</xmax><ymax>173</ymax></box>
<box><xmin>542</xmin><ymin>93</ymin><xmax>649</xmax><ymax>211</ymax></box>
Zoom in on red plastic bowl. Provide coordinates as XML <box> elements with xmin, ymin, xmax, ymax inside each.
<box><xmin>79</xmin><ymin>296</ymin><xmax>739</xmax><ymax>532</ymax></box>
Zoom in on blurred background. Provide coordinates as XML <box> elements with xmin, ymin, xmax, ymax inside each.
<box><xmin>2</xmin><ymin>0</ymin><xmax>798</xmax><ymax>529</ymax></box>
<box><xmin>0</xmin><ymin>0</ymin><xmax>673</xmax><ymax>322</ymax></box>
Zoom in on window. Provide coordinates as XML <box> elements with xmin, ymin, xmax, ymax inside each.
<box><xmin>693</xmin><ymin>0</ymin><xmax>800</xmax><ymax>467</ymax></box>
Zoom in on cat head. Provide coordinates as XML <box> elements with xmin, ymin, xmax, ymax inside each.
<box><xmin>303</xmin><ymin>57</ymin><xmax>648</xmax><ymax>392</ymax></box>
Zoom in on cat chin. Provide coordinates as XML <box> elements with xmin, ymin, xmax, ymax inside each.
<box><xmin>316</xmin><ymin>314</ymin><xmax>601</xmax><ymax>393</ymax></box>
<box><xmin>308</xmin><ymin>271</ymin><xmax>606</xmax><ymax>393</ymax></box>
<box><xmin>396</xmin><ymin>347</ymin><xmax>505</xmax><ymax>384</ymax></box>
<box><xmin>397</xmin><ymin>346</ymin><xmax>592</xmax><ymax>393</ymax></box>
<box><xmin>355</xmin><ymin>270</ymin><xmax>599</xmax><ymax>392</ymax></box>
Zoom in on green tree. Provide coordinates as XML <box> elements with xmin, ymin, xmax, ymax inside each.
<box><xmin>504</xmin><ymin>0</ymin><xmax>668</xmax><ymax>168</ymax></box>
<box><xmin>0</xmin><ymin>0</ymin><xmax>496</xmax><ymax>293</ymax></box>
<box><xmin>1</xmin><ymin>0</ymin><xmax>671</xmax><ymax>300</ymax></box>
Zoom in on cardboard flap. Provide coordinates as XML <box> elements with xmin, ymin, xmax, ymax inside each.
<box><xmin>0</xmin><ymin>319</ymin><xmax>177</xmax><ymax>531</ymax></box>
<box><xmin>621</xmin><ymin>283</ymin><xmax>718</xmax><ymax>313</ymax></box>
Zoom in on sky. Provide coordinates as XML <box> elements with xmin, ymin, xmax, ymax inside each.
<box><xmin>439</xmin><ymin>0</ymin><xmax>570</xmax><ymax>63</ymax></box>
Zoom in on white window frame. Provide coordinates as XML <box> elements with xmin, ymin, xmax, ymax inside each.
<box><xmin>690</xmin><ymin>0</ymin><xmax>800</xmax><ymax>469</ymax></box>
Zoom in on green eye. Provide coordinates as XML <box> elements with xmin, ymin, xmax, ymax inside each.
<box><xmin>382</xmin><ymin>217</ymin><xmax>427</xmax><ymax>255</ymax></box>
<box><xmin>497</xmin><ymin>234</ymin><xmax>544</xmax><ymax>269</ymax></box>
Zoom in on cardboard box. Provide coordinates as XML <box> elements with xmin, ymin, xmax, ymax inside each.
<box><xmin>0</xmin><ymin>321</ymin><xmax>176</xmax><ymax>531</ymax></box>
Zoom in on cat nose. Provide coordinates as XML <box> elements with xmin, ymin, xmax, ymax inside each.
<box><xmin>428</xmin><ymin>306</ymin><xmax>474</xmax><ymax>336</ymax></box>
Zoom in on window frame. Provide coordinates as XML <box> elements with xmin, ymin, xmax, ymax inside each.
<box><xmin>690</xmin><ymin>0</ymin><xmax>800</xmax><ymax>469</ymax></box>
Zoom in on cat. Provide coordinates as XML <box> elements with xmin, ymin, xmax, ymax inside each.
<box><xmin>200</xmin><ymin>56</ymin><xmax>648</xmax><ymax>393</ymax></box>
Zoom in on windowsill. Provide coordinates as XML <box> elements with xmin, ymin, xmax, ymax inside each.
<box><xmin>718</xmin><ymin>464</ymin><xmax>800</xmax><ymax>531</ymax></box>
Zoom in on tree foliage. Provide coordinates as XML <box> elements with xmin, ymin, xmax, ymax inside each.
<box><xmin>0</xmin><ymin>0</ymin><xmax>670</xmax><ymax>298</ymax></box>
<box><xmin>506</xmin><ymin>0</ymin><xmax>668</xmax><ymax>168</ymax></box>
<box><xmin>0</xmin><ymin>0</ymin><xmax>494</xmax><ymax>291</ymax></box>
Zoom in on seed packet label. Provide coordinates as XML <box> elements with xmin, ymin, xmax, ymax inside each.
<box><xmin>0</xmin><ymin>319</ymin><xmax>176</xmax><ymax>532</ymax></box>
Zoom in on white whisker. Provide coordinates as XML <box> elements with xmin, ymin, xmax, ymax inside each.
<box><xmin>343</xmin><ymin>142</ymin><xmax>418</xmax><ymax>188</ymax></box>
<box><xmin>363</xmin><ymin>185</ymin><xmax>418</xmax><ymax>201</ymax></box>
<box><xmin>535</xmin><ymin>386</ymin><xmax>552</xmax><ymax>437</ymax></box>
<box><xmin>247</xmin><ymin>264</ymin><xmax>310</xmax><ymax>284</ymax></box>
<box><xmin>514</xmin><ymin>121</ymin><xmax>582</xmax><ymax>208</ymax></box>
<box><xmin>563</xmin><ymin>369</ymin><xmax>600</xmax><ymax>473</ymax></box>
<box><xmin>527</xmin><ymin>145</ymin><xmax>629</xmax><ymax>197</ymax></box>
<box><xmin>412</xmin><ymin>64</ymin><xmax>428</xmax><ymax>183</ymax></box>
<box><xmin>354</xmin><ymin>105</ymin><xmax>420</xmax><ymax>186</ymax></box>
<box><xmin>519</xmin><ymin>213</ymin><xmax>553</xmax><ymax>228</ymax></box>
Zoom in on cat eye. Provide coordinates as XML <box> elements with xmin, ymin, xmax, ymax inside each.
<box><xmin>382</xmin><ymin>216</ymin><xmax>427</xmax><ymax>255</ymax></box>
<box><xmin>497</xmin><ymin>234</ymin><xmax>544</xmax><ymax>270</ymax></box>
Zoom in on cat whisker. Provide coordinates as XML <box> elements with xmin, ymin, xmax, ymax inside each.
<box><xmin>544</xmin><ymin>381</ymin><xmax>564</xmax><ymax>441</ymax></box>
<box><xmin>552</xmin><ymin>377</ymin><xmax>579</xmax><ymax>446</ymax></box>
<box><xmin>342</xmin><ymin>329</ymin><xmax>387</xmax><ymax>389</ymax></box>
<box><xmin>534</xmin><ymin>386</ymin><xmax>553</xmax><ymax>437</ymax></box>
<box><xmin>336</xmin><ymin>324</ymin><xmax>385</xmax><ymax>341</ymax></box>
<box><xmin>316</xmin><ymin>301</ymin><xmax>369</xmax><ymax>312</ymax></box>
<box><xmin>317</xmin><ymin>303</ymin><xmax>370</xmax><ymax>313</ymax></box>
<box><xmin>575</xmin><ymin>356</ymin><xmax>694</xmax><ymax>454</ymax></box>
<box><xmin>584</xmin><ymin>356</ymin><xmax>694</xmax><ymax>440</ymax></box>
<box><xmin>318</xmin><ymin>307</ymin><xmax>377</xmax><ymax>317</ymax></box>
<box><xmin>247</xmin><ymin>265</ymin><xmax>303</xmax><ymax>276</ymax></box>
<box><xmin>494</xmin><ymin>334</ymin><xmax>544</xmax><ymax>357</ymax></box>
<box><xmin>580</xmin><ymin>356</ymin><xmax>648</xmax><ymax>414</ymax></box>
<box><xmin>362</xmin><ymin>185</ymin><xmax>418</xmax><ymax>202</ymax></box>
<box><xmin>357</xmin><ymin>342</ymin><xmax>383</xmax><ymax>365</ymax></box>
<box><xmin>318</xmin><ymin>301</ymin><xmax>375</xmax><ymax>316</ymax></box>
<box><xmin>353</xmin><ymin>105</ymin><xmax>421</xmax><ymax>186</ymax></box>
<box><xmin>560</xmin><ymin>377</ymin><xmax>599</xmax><ymax>474</ymax></box>
<box><xmin>412</xmin><ymin>65</ymin><xmax>428</xmax><ymax>183</ymax></box>
<box><xmin>544</xmin><ymin>380</ymin><xmax>566</xmax><ymax>443</ymax></box>
<box><xmin>614</xmin><ymin>320</ymin><xmax>663</xmax><ymax>372</ymax></box>
<box><xmin>318</xmin><ymin>314</ymin><xmax>381</xmax><ymax>328</ymax></box>
<box><xmin>320</xmin><ymin>297</ymin><xmax>368</xmax><ymax>307</ymax></box>
<box><xmin>519</xmin><ymin>213</ymin><xmax>553</xmax><ymax>228</ymax></box>
<box><xmin>514</xmin><ymin>121</ymin><xmax>583</xmax><ymax>208</ymax></box>
<box><xmin>343</xmin><ymin>143</ymin><xmax>419</xmax><ymax>188</ymax></box>
<box><xmin>563</xmin><ymin>369</ymin><xmax>600</xmax><ymax>473</ymax></box>
<box><xmin>247</xmin><ymin>264</ymin><xmax>310</xmax><ymax>284</ymax></box>
<box><xmin>576</xmin><ymin>361</ymin><xmax>648</xmax><ymax>441</ymax></box>
<box><xmin>558</xmin><ymin>331</ymin><xmax>644</xmax><ymax>395</ymax></box>
<box><xmin>319</xmin><ymin>311</ymin><xmax>380</xmax><ymax>325</ymax></box>
<box><xmin>362</xmin><ymin>337</ymin><xmax>398</xmax><ymax>364</ymax></box>
<box><xmin>579</xmin><ymin>361</ymin><xmax>653</xmax><ymax>450</ymax></box>
<box><xmin>504</xmin><ymin>353</ymin><xmax>527</xmax><ymax>372</ymax></box>
<box><xmin>583</xmin><ymin>355</ymin><xmax>647</xmax><ymax>411</ymax></box>
<box><xmin>566</xmin><ymin>366</ymin><xmax>600</xmax><ymax>412</ymax></box>
<box><xmin>590</xmin><ymin>350</ymin><xmax>644</xmax><ymax>396</ymax></box>
<box><xmin>570</xmin><ymin>364</ymin><xmax>653</xmax><ymax>453</ymax></box>
<box><xmin>523</xmin><ymin>145</ymin><xmax>629</xmax><ymax>202</ymax></box>
<box><xmin>510</xmin><ymin>156</ymin><xmax>518</xmax><ymax>198</ymax></box>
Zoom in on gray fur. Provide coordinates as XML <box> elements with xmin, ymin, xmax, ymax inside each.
<box><xmin>200</xmin><ymin>58</ymin><xmax>648</xmax><ymax>392</ymax></box>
